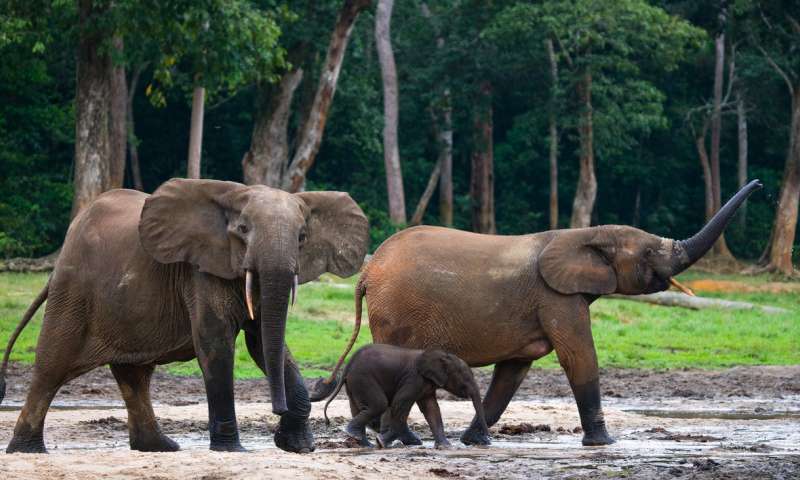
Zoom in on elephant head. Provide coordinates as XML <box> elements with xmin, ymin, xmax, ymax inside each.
<box><xmin>539</xmin><ymin>180</ymin><xmax>762</xmax><ymax>296</ymax></box>
<box><xmin>417</xmin><ymin>350</ymin><xmax>488</xmax><ymax>434</ymax></box>
<box><xmin>138</xmin><ymin>179</ymin><xmax>369</xmax><ymax>415</ymax></box>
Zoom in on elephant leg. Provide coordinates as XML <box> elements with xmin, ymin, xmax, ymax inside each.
<box><xmin>541</xmin><ymin>301</ymin><xmax>614</xmax><ymax>446</ymax></box>
<box><xmin>460</xmin><ymin>358</ymin><xmax>531</xmax><ymax>445</ymax></box>
<box><xmin>379</xmin><ymin>410</ymin><xmax>421</xmax><ymax>446</ymax></box>
<box><xmin>417</xmin><ymin>394</ymin><xmax>451</xmax><ymax>448</ymax></box>
<box><xmin>343</xmin><ymin>378</ymin><xmax>386</xmax><ymax>448</ymax></box>
<box><xmin>110</xmin><ymin>364</ymin><xmax>179</xmax><ymax>452</ymax></box>
<box><xmin>5</xmin><ymin>367</ymin><xmax>67</xmax><ymax>453</ymax></box>
<box><xmin>245</xmin><ymin>332</ymin><xmax>314</xmax><ymax>453</ymax></box>
<box><xmin>192</xmin><ymin>306</ymin><xmax>243</xmax><ymax>452</ymax></box>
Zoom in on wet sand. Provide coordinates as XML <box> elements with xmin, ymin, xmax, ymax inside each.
<box><xmin>1</xmin><ymin>364</ymin><xmax>799</xmax><ymax>479</ymax></box>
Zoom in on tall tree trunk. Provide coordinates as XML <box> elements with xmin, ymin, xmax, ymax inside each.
<box><xmin>186</xmin><ymin>84</ymin><xmax>205</xmax><ymax>179</ymax></box>
<box><xmin>470</xmin><ymin>81</ymin><xmax>495</xmax><ymax>234</ymax></box>
<box><xmin>126</xmin><ymin>64</ymin><xmax>145</xmax><ymax>191</ymax></box>
<box><xmin>376</xmin><ymin>0</ymin><xmax>406</xmax><ymax>224</ymax></box>
<box><xmin>546</xmin><ymin>38</ymin><xmax>559</xmax><ymax>230</ymax></box>
<box><xmin>764</xmin><ymin>90</ymin><xmax>800</xmax><ymax>274</ymax></box>
<box><xmin>709</xmin><ymin>31</ymin><xmax>733</xmax><ymax>257</ymax></box>
<box><xmin>242</xmin><ymin>68</ymin><xmax>303</xmax><ymax>187</ymax></box>
<box><xmin>437</xmin><ymin>93</ymin><xmax>453</xmax><ymax>227</ymax></box>
<box><xmin>71</xmin><ymin>0</ymin><xmax>112</xmax><ymax>218</ymax></box>
<box><xmin>108</xmin><ymin>35</ymin><xmax>126</xmax><ymax>189</ymax></box>
<box><xmin>282</xmin><ymin>0</ymin><xmax>372</xmax><ymax>193</ymax></box>
<box><xmin>409</xmin><ymin>156</ymin><xmax>442</xmax><ymax>226</ymax></box>
<box><xmin>737</xmin><ymin>90</ymin><xmax>748</xmax><ymax>228</ymax></box>
<box><xmin>696</xmin><ymin>121</ymin><xmax>715</xmax><ymax>223</ymax></box>
<box><xmin>570</xmin><ymin>70</ymin><xmax>596</xmax><ymax>228</ymax></box>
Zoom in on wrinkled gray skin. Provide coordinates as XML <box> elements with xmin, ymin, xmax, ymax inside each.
<box><xmin>314</xmin><ymin>180</ymin><xmax>762</xmax><ymax>448</ymax></box>
<box><xmin>323</xmin><ymin>345</ymin><xmax>489</xmax><ymax>449</ymax></box>
<box><xmin>1</xmin><ymin>179</ymin><xmax>369</xmax><ymax>454</ymax></box>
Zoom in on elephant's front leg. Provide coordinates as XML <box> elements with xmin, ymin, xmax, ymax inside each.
<box><xmin>541</xmin><ymin>299</ymin><xmax>614</xmax><ymax>446</ymax></box>
<box><xmin>245</xmin><ymin>332</ymin><xmax>314</xmax><ymax>453</ymax></box>
<box><xmin>191</xmin><ymin>302</ymin><xmax>244</xmax><ymax>452</ymax></box>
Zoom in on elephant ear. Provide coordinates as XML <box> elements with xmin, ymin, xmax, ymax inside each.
<box><xmin>539</xmin><ymin>228</ymin><xmax>617</xmax><ymax>295</ymax></box>
<box><xmin>294</xmin><ymin>191</ymin><xmax>369</xmax><ymax>283</ymax></box>
<box><xmin>417</xmin><ymin>350</ymin><xmax>448</xmax><ymax>388</ymax></box>
<box><xmin>139</xmin><ymin>178</ymin><xmax>248</xmax><ymax>279</ymax></box>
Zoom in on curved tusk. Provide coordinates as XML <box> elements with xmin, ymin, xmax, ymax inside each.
<box><xmin>291</xmin><ymin>274</ymin><xmax>298</xmax><ymax>307</ymax></box>
<box><xmin>669</xmin><ymin>277</ymin><xmax>695</xmax><ymax>297</ymax></box>
<box><xmin>245</xmin><ymin>270</ymin><xmax>255</xmax><ymax>320</ymax></box>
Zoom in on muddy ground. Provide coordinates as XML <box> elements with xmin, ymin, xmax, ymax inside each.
<box><xmin>1</xmin><ymin>364</ymin><xmax>799</xmax><ymax>479</ymax></box>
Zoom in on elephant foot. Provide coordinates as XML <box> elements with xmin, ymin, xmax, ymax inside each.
<box><xmin>398</xmin><ymin>428</ymin><xmax>422</xmax><ymax>446</ymax></box>
<box><xmin>275</xmin><ymin>416</ymin><xmax>315</xmax><ymax>453</ymax></box>
<box><xmin>209</xmin><ymin>419</ymin><xmax>245</xmax><ymax>452</ymax></box>
<box><xmin>460</xmin><ymin>427</ymin><xmax>491</xmax><ymax>446</ymax></box>
<box><xmin>435</xmin><ymin>439</ymin><xmax>453</xmax><ymax>450</ymax></box>
<box><xmin>345</xmin><ymin>424</ymin><xmax>374</xmax><ymax>448</ymax></box>
<box><xmin>582</xmin><ymin>430</ymin><xmax>615</xmax><ymax>447</ymax></box>
<box><xmin>130</xmin><ymin>431</ymin><xmax>180</xmax><ymax>452</ymax></box>
<box><xmin>6</xmin><ymin>434</ymin><xmax>47</xmax><ymax>454</ymax></box>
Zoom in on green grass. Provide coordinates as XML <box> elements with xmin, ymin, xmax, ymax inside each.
<box><xmin>1</xmin><ymin>271</ymin><xmax>798</xmax><ymax>379</ymax></box>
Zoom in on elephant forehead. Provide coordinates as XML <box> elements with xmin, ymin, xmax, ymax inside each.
<box><xmin>656</xmin><ymin>237</ymin><xmax>674</xmax><ymax>256</ymax></box>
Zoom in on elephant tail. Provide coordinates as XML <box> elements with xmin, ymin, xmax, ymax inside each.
<box><xmin>0</xmin><ymin>277</ymin><xmax>50</xmax><ymax>405</ymax></box>
<box><xmin>323</xmin><ymin>362</ymin><xmax>349</xmax><ymax>427</ymax></box>
<box><xmin>309</xmin><ymin>277</ymin><xmax>366</xmax><ymax>402</ymax></box>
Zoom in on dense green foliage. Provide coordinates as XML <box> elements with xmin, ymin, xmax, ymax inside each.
<box><xmin>2</xmin><ymin>272</ymin><xmax>797</xmax><ymax>378</ymax></box>
<box><xmin>0</xmin><ymin>0</ymin><xmax>798</xmax><ymax>263</ymax></box>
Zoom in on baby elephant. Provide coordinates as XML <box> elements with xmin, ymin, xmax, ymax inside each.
<box><xmin>323</xmin><ymin>344</ymin><xmax>490</xmax><ymax>448</ymax></box>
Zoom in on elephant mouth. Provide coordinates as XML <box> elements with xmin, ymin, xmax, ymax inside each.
<box><xmin>244</xmin><ymin>269</ymin><xmax>299</xmax><ymax>321</ymax></box>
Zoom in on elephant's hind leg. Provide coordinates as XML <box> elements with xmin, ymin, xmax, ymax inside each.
<box><xmin>5</xmin><ymin>367</ymin><xmax>68</xmax><ymax>453</ymax></box>
<box><xmin>110</xmin><ymin>364</ymin><xmax>179</xmax><ymax>452</ymax></box>
<box><xmin>460</xmin><ymin>358</ymin><xmax>531</xmax><ymax>445</ymax></box>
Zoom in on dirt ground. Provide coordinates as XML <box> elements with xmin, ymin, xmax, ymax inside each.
<box><xmin>1</xmin><ymin>364</ymin><xmax>799</xmax><ymax>479</ymax></box>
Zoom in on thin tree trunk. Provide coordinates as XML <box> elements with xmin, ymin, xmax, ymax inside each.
<box><xmin>409</xmin><ymin>157</ymin><xmax>442</xmax><ymax>226</ymax></box>
<box><xmin>632</xmin><ymin>186</ymin><xmax>642</xmax><ymax>227</ymax></box>
<box><xmin>765</xmin><ymin>90</ymin><xmax>800</xmax><ymax>274</ymax></box>
<box><xmin>108</xmin><ymin>35</ymin><xmax>127</xmax><ymax>189</ymax></box>
<box><xmin>242</xmin><ymin>68</ymin><xmax>304</xmax><ymax>187</ymax></box>
<box><xmin>376</xmin><ymin>0</ymin><xmax>405</xmax><ymax>224</ymax></box>
<box><xmin>126</xmin><ymin>64</ymin><xmax>145</xmax><ymax>191</ymax></box>
<box><xmin>709</xmin><ymin>31</ymin><xmax>733</xmax><ymax>257</ymax></box>
<box><xmin>282</xmin><ymin>0</ymin><xmax>372</xmax><ymax>193</ymax></box>
<box><xmin>546</xmin><ymin>38</ymin><xmax>559</xmax><ymax>230</ymax></box>
<box><xmin>696</xmin><ymin>121</ymin><xmax>715</xmax><ymax>223</ymax></box>
<box><xmin>737</xmin><ymin>90</ymin><xmax>748</xmax><ymax>228</ymax></box>
<box><xmin>71</xmin><ymin>0</ymin><xmax>112</xmax><ymax>218</ymax></box>
<box><xmin>186</xmin><ymin>84</ymin><xmax>205</xmax><ymax>179</ymax></box>
<box><xmin>570</xmin><ymin>70</ymin><xmax>596</xmax><ymax>228</ymax></box>
<box><xmin>470</xmin><ymin>81</ymin><xmax>496</xmax><ymax>234</ymax></box>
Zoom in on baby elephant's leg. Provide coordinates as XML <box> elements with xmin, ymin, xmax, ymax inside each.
<box><xmin>417</xmin><ymin>394</ymin><xmax>452</xmax><ymax>449</ymax></box>
<box><xmin>379</xmin><ymin>410</ymin><xmax>422</xmax><ymax>446</ymax></box>
<box><xmin>344</xmin><ymin>381</ymin><xmax>386</xmax><ymax>448</ymax></box>
<box><xmin>377</xmin><ymin>385</ymin><xmax>420</xmax><ymax>448</ymax></box>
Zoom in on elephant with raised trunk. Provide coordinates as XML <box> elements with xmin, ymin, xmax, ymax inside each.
<box><xmin>312</xmin><ymin>180</ymin><xmax>762</xmax><ymax>447</ymax></box>
<box><xmin>0</xmin><ymin>178</ymin><xmax>369</xmax><ymax>454</ymax></box>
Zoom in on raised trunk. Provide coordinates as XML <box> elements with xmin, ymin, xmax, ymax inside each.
<box><xmin>376</xmin><ymin>0</ymin><xmax>406</xmax><ymax>224</ymax></box>
<box><xmin>546</xmin><ymin>38</ymin><xmax>559</xmax><ymax>230</ymax></box>
<box><xmin>470</xmin><ymin>81</ymin><xmax>495</xmax><ymax>234</ymax></box>
<box><xmin>764</xmin><ymin>90</ymin><xmax>800</xmax><ymax>274</ymax></box>
<box><xmin>109</xmin><ymin>35</ymin><xmax>127</xmax><ymax>189</ymax></box>
<box><xmin>737</xmin><ymin>91</ymin><xmax>748</xmax><ymax>228</ymax></box>
<box><xmin>186</xmin><ymin>85</ymin><xmax>205</xmax><ymax>179</ymax></box>
<box><xmin>71</xmin><ymin>0</ymin><xmax>112</xmax><ymax>218</ymax></box>
<box><xmin>282</xmin><ymin>0</ymin><xmax>372</xmax><ymax>193</ymax></box>
<box><xmin>242</xmin><ymin>69</ymin><xmax>303</xmax><ymax>187</ymax></box>
<box><xmin>260</xmin><ymin>269</ymin><xmax>293</xmax><ymax>415</ymax></box>
<box><xmin>673</xmin><ymin>179</ymin><xmax>763</xmax><ymax>273</ymax></box>
<box><xmin>570</xmin><ymin>70</ymin><xmax>596</xmax><ymax>228</ymax></box>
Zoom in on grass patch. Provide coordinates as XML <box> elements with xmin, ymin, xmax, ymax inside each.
<box><xmin>1</xmin><ymin>271</ymin><xmax>797</xmax><ymax>378</ymax></box>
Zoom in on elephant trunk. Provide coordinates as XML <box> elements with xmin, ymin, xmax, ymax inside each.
<box><xmin>259</xmin><ymin>266</ymin><xmax>293</xmax><ymax>415</ymax></box>
<box><xmin>671</xmin><ymin>179</ymin><xmax>762</xmax><ymax>274</ymax></box>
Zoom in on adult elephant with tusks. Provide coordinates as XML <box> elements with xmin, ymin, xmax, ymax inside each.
<box><xmin>311</xmin><ymin>180</ymin><xmax>762</xmax><ymax>447</ymax></box>
<box><xmin>0</xmin><ymin>178</ymin><xmax>369</xmax><ymax>454</ymax></box>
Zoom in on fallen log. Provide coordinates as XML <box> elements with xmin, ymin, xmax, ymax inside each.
<box><xmin>0</xmin><ymin>250</ymin><xmax>59</xmax><ymax>273</ymax></box>
<box><xmin>609</xmin><ymin>291</ymin><xmax>789</xmax><ymax>315</ymax></box>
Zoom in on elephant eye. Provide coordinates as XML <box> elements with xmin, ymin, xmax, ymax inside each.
<box><xmin>298</xmin><ymin>231</ymin><xmax>307</xmax><ymax>245</ymax></box>
<box><xmin>237</xmin><ymin>224</ymin><xmax>249</xmax><ymax>234</ymax></box>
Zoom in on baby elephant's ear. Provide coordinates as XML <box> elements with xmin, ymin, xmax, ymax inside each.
<box><xmin>416</xmin><ymin>350</ymin><xmax>448</xmax><ymax>388</ymax></box>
